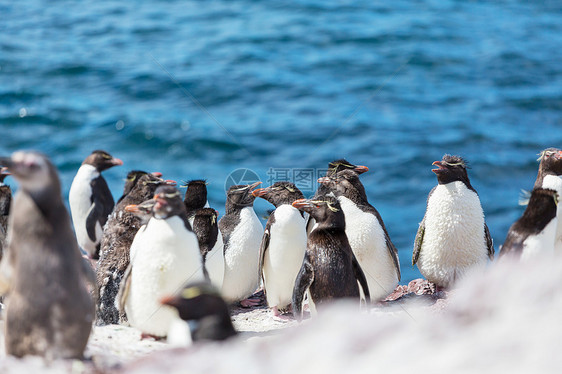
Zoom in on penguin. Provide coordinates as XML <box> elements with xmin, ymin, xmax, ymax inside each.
<box><xmin>291</xmin><ymin>196</ymin><xmax>370</xmax><ymax>320</ymax></box>
<box><xmin>0</xmin><ymin>151</ymin><xmax>94</xmax><ymax>359</ymax></box>
<box><xmin>0</xmin><ymin>168</ymin><xmax>12</xmax><ymax>262</ymax></box>
<box><xmin>183</xmin><ymin>179</ymin><xmax>210</xmax><ymax>221</ymax></box>
<box><xmin>160</xmin><ymin>282</ymin><xmax>237</xmax><ymax>342</ymax></box>
<box><xmin>532</xmin><ymin>148</ymin><xmax>562</xmax><ymax>252</ymax></box>
<box><xmin>117</xmin><ymin>171</ymin><xmax>166</xmax><ymax>204</ymax></box>
<box><xmin>412</xmin><ymin>154</ymin><xmax>494</xmax><ymax>289</ymax></box>
<box><xmin>96</xmin><ymin>172</ymin><xmax>174</xmax><ymax>325</ymax></box>
<box><xmin>251</xmin><ymin>181</ymin><xmax>307</xmax><ymax>317</ymax></box>
<box><xmin>318</xmin><ymin>169</ymin><xmax>401</xmax><ymax>301</ymax></box>
<box><xmin>307</xmin><ymin>159</ymin><xmax>369</xmax><ymax>234</ymax></box>
<box><xmin>219</xmin><ymin>182</ymin><xmax>263</xmax><ymax>306</ymax></box>
<box><xmin>119</xmin><ymin>185</ymin><xmax>205</xmax><ymax>338</ymax></box>
<box><xmin>192</xmin><ymin>208</ymin><xmax>225</xmax><ymax>289</ymax></box>
<box><xmin>500</xmin><ymin>188</ymin><xmax>558</xmax><ymax>260</ymax></box>
<box><xmin>69</xmin><ymin>150</ymin><xmax>123</xmax><ymax>259</ymax></box>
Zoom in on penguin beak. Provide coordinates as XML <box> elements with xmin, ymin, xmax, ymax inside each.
<box><xmin>165</xmin><ymin>179</ymin><xmax>177</xmax><ymax>186</ymax></box>
<box><xmin>354</xmin><ymin>165</ymin><xmax>369</xmax><ymax>174</ymax></box>
<box><xmin>247</xmin><ymin>181</ymin><xmax>262</xmax><ymax>191</ymax></box>
<box><xmin>125</xmin><ymin>204</ymin><xmax>140</xmax><ymax>213</ymax></box>
<box><xmin>317</xmin><ymin>177</ymin><xmax>331</xmax><ymax>185</ymax></box>
<box><xmin>151</xmin><ymin>172</ymin><xmax>163</xmax><ymax>178</ymax></box>
<box><xmin>160</xmin><ymin>295</ymin><xmax>180</xmax><ymax>308</ymax></box>
<box><xmin>292</xmin><ymin>199</ymin><xmax>315</xmax><ymax>211</ymax></box>
<box><xmin>111</xmin><ymin>158</ymin><xmax>124</xmax><ymax>166</ymax></box>
<box><xmin>251</xmin><ymin>188</ymin><xmax>268</xmax><ymax>198</ymax></box>
<box><xmin>432</xmin><ymin>161</ymin><xmax>444</xmax><ymax>173</ymax></box>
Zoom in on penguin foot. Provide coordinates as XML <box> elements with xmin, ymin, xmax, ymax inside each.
<box><xmin>240</xmin><ymin>298</ymin><xmax>261</xmax><ymax>308</ymax></box>
<box><xmin>140</xmin><ymin>332</ymin><xmax>165</xmax><ymax>341</ymax></box>
<box><xmin>271</xmin><ymin>306</ymin><xmax>293</xmax><ymax>321</ymax></box>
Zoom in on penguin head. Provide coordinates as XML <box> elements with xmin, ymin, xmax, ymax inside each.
<box><xmin>252</xmin><ymin>181</ymin><xmax>304</xmax><ymax>207</ymax></box>
<box><xmin>292</xmin><ymin>195</ymin><xmax>344</xmax><ymax>229</ymax></box>
<box><xmin>327</xmin><ymin>159</ymin><xmax>369</xmax><ymax>176</ymax></box>
<box><xmin>153</xmin><ymin>185</ymin><xmax>185</xmax><ymax>219</ymax></box>
<box><xmin>432</xmin><ymin>155</ymin><xmax>472</xmax><ymax>186</ymax></box>
<box><xmin>183</xmin><ymin>179</ymin><xmax>208</xmax><ymax>211</ymax></box>
<box><xmin>160</xmin><ymin>282</ymin><xmax>230</xmax><ymax>321</ymax></box>
<box><xmin>125</xmin><ymin>198</ymin><xmax>155</xmax><ymax>223</ymax></box>
<box><xmin>225</xmin><ymin>181</ymin><xmax>261</xmax><ymax>209</ymax></box>
<box><xmin>131</xmin><ymin>173</ymin><xmax>176</xmax><ymax>203</ymax></box>
<box><xmin>0</xmin><ymin>151</ymin><xmax>58</xmax><ymax>194</ymax></box>
<box><xmin>84</xmin><ymin>150</ymin><xmax>123</xmax><ymax>172</ymax></box>
<box><xmin>538</xmin><ymin>148</ymin><xmax>562</xmax><ymax>176</ymax></box>
<box><xmin>317</xmin><ymin>169</ymin><xmax>368</xmax><ymax>201</ymax></box>
<box><xmin>122</xmin><ymin>170</ymin><xmax>149</xmax><ymax>196</ymax></box>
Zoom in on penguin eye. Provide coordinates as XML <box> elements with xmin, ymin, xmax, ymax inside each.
<box><xmin>326</xmin><ymin>202</ymin><xmax>339</xmax><ymax>212</ymax></box>
<box><xmin>102</xmin><ymin>154</ymin><xmax>112</xmax><ymax>160</ymax></box>
<box><xmin>286</xmin><ymin>186</ymin><xmax>295</xmax><ymax>193</ymax></box>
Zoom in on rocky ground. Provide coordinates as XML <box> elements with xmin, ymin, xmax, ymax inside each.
<box><xmin>4</xmin><ymin>256</ymin><xmax>559</xmax><ymax>374</ymax></box>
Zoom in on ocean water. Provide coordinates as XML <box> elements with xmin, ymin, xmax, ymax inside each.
<box><xmin>1</xmin><ymin>1</ymin><xmax>561</xmax><ymax>282</ymax></box>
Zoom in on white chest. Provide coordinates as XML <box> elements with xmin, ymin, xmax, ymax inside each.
<box><xmin>263</xmin><ymin>205</ymin><xmax>307</xmax><ymax>307</ymax></box>
<box><xmin>521</xmin><ymin>218</ymin><xmax>558</xmax><ymax>260</ymax></box>
<box><xmin>69</xmin><ymin>165</ymin><xmax>98</xmax><ymax>218</ymax></box>
<box><xmin>338</xmin><ymin>196</ymin><xmax>398</xmax><ymax>300</ymax></box>
<box><xmin>221</xmin><ymin>207</ymin><xmax>263</xmax><ymax>302</ymax></box>
<box><xmin>541</xmin><ymin>175</ymin><xmax>562</xmax><ymax>250</ymax></box>
<box><xmin>126</xmin><ymin>216</ymin><xmax>204</xmax><ymax>336</ymax></box>
<box><xmin>418</xmin><ymin>182</ymin><xmax>488</xmax><ymax>286</ymax></box>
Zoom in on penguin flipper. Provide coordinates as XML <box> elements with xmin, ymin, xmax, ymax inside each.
<box><xmin>352</xmin><ymin>253</ymin><xmax>370</xmax><ymax>303</ymax></box>
<box><xmin>116</xmin><ymin>264</ymin><xmax>132</xmax><ymax>315</ymax></box>
<box><xmin>412</xmin><ymin>217</ymin><xmax>426</xmax><ymax>266</ymax></box>
<box><xmin>385</xmin><ymin>234</ymin><xmax>401</xmax><ymax>282</ymax></box>
<box><xmin>85</xmin><ymin>201</ymin><xmax>104</xmax><ymax>246</ymax></box>
<box><xmin>258</xmin><ymin>216</ymin><xmax>274</xmax><ymax>286</ymax></box>
<box><xmin>484</xmin><ymin>223</ymin><xmax>494</xmax><ymax>260</ymax></box>
<box><xmin>292</xmin><ymin>254</ymin><xmax>314</xmax><ymax>321</ymax></box>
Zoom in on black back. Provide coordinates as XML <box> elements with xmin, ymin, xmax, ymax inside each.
<box><xmin>184</xmin><ymin>180</ymin><xmax>208</xmax><ymax>218</ymax></box>
<box><xmin>500</xmin><ymin>188</ymin><xmax>558</xmax><ymax>258</ymax></box>
<box><xmin>192</xmin><ymin>208</ymin><xmax>219</xmax><ymax>260</ymax></box>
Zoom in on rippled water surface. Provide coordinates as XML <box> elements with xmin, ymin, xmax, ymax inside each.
<box><xmin>2</xmin><ymin>1</ymin><xmax>562</xmax><ymax>281</ymax></box>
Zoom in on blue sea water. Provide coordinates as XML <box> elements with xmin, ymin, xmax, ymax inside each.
<box><xmin>1</xmin><ymin>1</ymin><xmax>562</xmax><ymax>283</ymax></box>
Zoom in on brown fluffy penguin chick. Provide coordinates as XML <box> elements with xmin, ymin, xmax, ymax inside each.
<box><xmin>0</xmin><ymin>151</ymin><xmax>95</xmax><ymax>359</ymax></box>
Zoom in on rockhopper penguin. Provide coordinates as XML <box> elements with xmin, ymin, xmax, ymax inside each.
<box><xmin>318</xmin><ymin>169</ymin><xmax>401</xmax><ymax>301</ymax></box>
<box><xmin>219</xmin><ymin>182</ymin><xmax>263</xmax><ymax>306</ymax></box>
<box><xmin>252</xmin><ymin>181</ymin><xmax>307</xmax><ymax>317</ymax></box>
<box><xmin>69</xmin><ymin>150</ymin><xmax>123</xmax><ymax>259</ymax></box>
<box><xmin>0</xmin><ymin>151</ymin><xmax>95</xmax><ymax>359</ymax></box>
<box><xmin>292</xmin><ymin>196</ymin><xmax>370</xmax><ymax>319</ymax></box>
<box><xmin>307</xmin><ymin>159</ymin><xmax>369</xmax><ymax>234</ymax></box>
<box><xmin>532</xmin><ymin>148</ymin><xmax>562</xmax><ymax>252</ymax></box>
<box><xmin>119</xmin><ymin>185</ymin><xmax>205</xmax><ymax>338</ymax></box>
<box><xmin>96</xmin><ymin>171</ymin><xmax>175</xmax><ymax>325</ymax></box>
<box><xmin>412</xmin><ymin>154</ymin><xmax>494</xmax><ymax>289</ymax></box>
<box><xmin>500</xmin><ymin>188</ymin><xmax>558</xmax><ymax>260</ymax></box>
<box><xmin>161</xmin><ymin>282</ymin><xmax>237</xmax><ymax>342</ymax></box>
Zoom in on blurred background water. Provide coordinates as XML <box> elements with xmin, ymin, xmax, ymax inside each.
<box><xmin>1</xmin><ymin>0</ymin><xmax>561</xmax><ymax>282</ymax></box>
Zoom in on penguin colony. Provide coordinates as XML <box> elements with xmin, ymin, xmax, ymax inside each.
<box><xmin>0</xmin><ymin>148</ymin><xmax>558</xmax><ymax>359</ymax></box>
